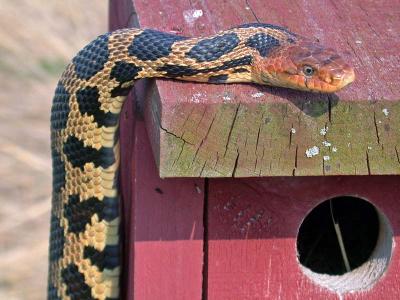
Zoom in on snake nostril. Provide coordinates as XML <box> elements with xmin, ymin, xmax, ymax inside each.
<box><xmin>343</xmin><ymin>68</ymin><xmax>356</xmax><ymax>85</ymax></box>
<box><xmin>323</xmin><ymin>75</ymin><xmax>333</xmax><ymax>84</ymax></box>
<box><xmin>329</xmin><ymin>68</ymin><xmax>355</xmax><ymax>87</ymax></box>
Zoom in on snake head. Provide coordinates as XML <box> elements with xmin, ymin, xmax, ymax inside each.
<box><xmin>253</xmin><ymin>39</ymin><xmax>355</xmax><ymax>93</ymax></box>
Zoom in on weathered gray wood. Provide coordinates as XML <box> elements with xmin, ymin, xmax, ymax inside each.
<box><xmin>130</xmin><ymin>0</ymin><xmax>400</xmax><ymax>177</ymax></box>
<box><xmin>145</xmin><ymin>90</ymin><xmax>400</xmax><ymax>177</ymax></box>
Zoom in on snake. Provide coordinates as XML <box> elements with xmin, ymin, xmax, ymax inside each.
<box><xmin>48</xmin><ymin>23</ymin><xmax>355</xmax><ymax>300</ymax></box>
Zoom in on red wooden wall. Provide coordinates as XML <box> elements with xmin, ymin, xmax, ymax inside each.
<box><xmin>110</xmin><ymin>0</ymin><xmax>400</xmax><ymax>299</ymax></box>
<box><xmin>116</xmin><ymin>82</ymin><xmax>205</xmax><ymax>299</ymax></box>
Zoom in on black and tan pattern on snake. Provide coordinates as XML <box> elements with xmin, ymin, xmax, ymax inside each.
<box><xmin>48</xmin><ymin>23</ymin><xmax>355</xmax><ymax>299</ymax></box>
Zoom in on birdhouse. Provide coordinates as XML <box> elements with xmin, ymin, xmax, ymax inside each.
<box><xmin>111</xmin><ymin>0</ymin><xmax>400</xmax><ymax>298</ymax></box>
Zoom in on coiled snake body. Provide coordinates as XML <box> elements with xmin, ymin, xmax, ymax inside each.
<box><xmin>48</xmin><ymin>23</ymin><xmax>354</xmax><ymax>299</ymax></box>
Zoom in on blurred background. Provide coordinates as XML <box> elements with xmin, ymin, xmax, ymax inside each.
<box><xmin>0</xmin><ymin>1</ymin><xmax>107</xmax><ymax>298</ymax></box>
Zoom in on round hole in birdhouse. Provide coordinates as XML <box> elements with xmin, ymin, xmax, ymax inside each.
<box><xmin>296</xmin><ymin>196</ymin><xmax>393</xmax><ymax>294</ymax></box>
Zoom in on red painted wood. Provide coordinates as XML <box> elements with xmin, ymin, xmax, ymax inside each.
<box><xmin>207</xmin><ymin>176</ymin><xmax>400</xmax><ymax>299</ymax></box>
<box><xmin>118</xmin><ymin>80</ymin><xmax>205</xmax><ymax>300</ymax></box>
<box><xmin>128</xmin><ymin>0</ymin><xmax>399</xmax><ymax>107</ymax></box>
<box><xmin>111</xmin><ymin>2</ymin><xmax>205</xmax><ymax>299</ymax></box>
<box><xmin>127</xmin><ymin>119</ymin><xmax>204</xmax><ymax>300</ymax></box>
<box><xmin>110</xmin><ymin>0</ymin><xmax>400</xmax><ymax>299</ymax></box>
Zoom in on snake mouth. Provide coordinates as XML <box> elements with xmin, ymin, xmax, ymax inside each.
<box><xmin>317</xmin><ymin>67</ymin><xmax>356</xmax><ymax>93</ymax></box>
<box><xmin>304</xmin><ymin>71</ymin><xmax>355</xmax><ymax>93</ymax></box>
<box><xmin>337</xmin><ymin>68</ymin><xmax>356</xmax><ymax>88</ymax></box>
<box><xmin>261</xmin><ymin>67</ymin><xmax>355</xmax><ymax>93</ymax></box>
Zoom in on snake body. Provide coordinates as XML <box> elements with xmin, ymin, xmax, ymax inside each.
<box><xmin>48</xmin><ymin>23</ymin><xmax>354</xmax><ymax>299</ymax></box>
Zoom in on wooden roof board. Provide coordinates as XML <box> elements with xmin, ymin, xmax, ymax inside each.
<box><xmin>127</xmin><ymin>0</ymin><xmax>400</xmax><ymax>176</ymax></box>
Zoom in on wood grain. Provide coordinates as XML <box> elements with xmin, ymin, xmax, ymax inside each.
<box><xmin>129</xmin><ymin>0</ymin><xmax>400</xmax><ymax>177</ymax></box>
<box><xmin>206</xmin><ymin>176</ymin><xmax>400</xmax><ymax>299</ymax></box>
<box><xmin>111</xmin><ymin>1</ymin><xmax>400</xmax><ymax>299</ymax></box>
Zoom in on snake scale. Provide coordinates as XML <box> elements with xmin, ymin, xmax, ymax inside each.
<box><xmin>48</xmin><ymin>23</ymin><xmax>354</xmax><ymax>299</ymax></box>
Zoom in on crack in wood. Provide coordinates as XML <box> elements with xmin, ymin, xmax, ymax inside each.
<box><xmin>259</xmin><ymin>146</ymin><xmax>265</xmax><ymax>176</ymax></box>
<box><xmin>366</xmin><ymin>150</ymin><xmax>371</xmax><ymax>175</ymax></box>
<box><xmin>199</xmin><ymin>161</ymin><xmax>207</xmax><ymax>177</ymax></box>
<box><xmin>232</xmin><ymin>150</ymin><xmax>240</xmax><ymax>177</ymax></box>
<box><xmin>373</xmin><ymin>111</ymin><xmax>381</xmax><ymax>145</ymax></box>
<box><xmin>201</xmin><ymin>178</ymin><xmax>209</xmax><ymax>300</ymax></box>
<box><xmin>180</xmin><ymin>106</ymin><xmax>195</xmax><ymax>137</ymax></box>
<box><xmin>191</xmin><ymin>145</ymin><xmax>202</xmax><ymax>167</ymax></box>
<box><xmin>160</xmin><ymin>126</ymin><xmax>194</xmax><ymax>145</ymax></box>
<box><xmin>214</xmin><ymin>152</ymin><xmax>220</xmax><ymax>169</ymax></box>
<box><xmin>223</xmin><ymin>104</ymin><xmax>240</xmax><ymax>157</ymax></box>
<box><xmin>395</xmin><ymin>146</ymin><xmax>400</xmax><ymax>165</ymax></box>
<box><xmin>138</xmin><ymin>0</ymin><xmax>400</xmax><ymax>180</ymax></box>
<box><xmin>357</xmin><ymin>3</ymin><xmax>380</xmax><ymax>38</ymax></box>
<box><xmin>345</xmin><ymin>38</ymin><xmax>365</xmax><ymax>67</ymax></box>
<box><xmin>328</xmin><ymin>95</ymin><xmax>332</xmax><ymax>123</ymax></box>
<box><xmin>244</xmin><ymin>131</ymin><xmax>249</xmax><ymax>149</ymax></box>
<box><xmin>255</xmin><ymin>125</ymin><xmax>262</xmax><ymax>152</ymax></box>
<box><xmin>172</xmin><ymin>141</ymin><xmax>186</xmax><ymax>168</ymax></box>
<box><xmin>196</xmin><ymin>108</ymin><xmax>208</xmax><ymax>132</ymax></box>
<box><xmin>254</xmin><ymin>111</ymin><xmax>266</xmax><ymax>174</ymax></box>
<box><xmin>190</xmin><ymin>114</ymin><xmax>216</xmax><ymax>167</ymax></box>
<box><xmin>254</xmin><ymin>125</ymin><xmax>261</xmax><ymax>173</ymax></box>
<box><xmin>245</xmin><ymin>0</ymin><xmax>260</xmax><ymax>22</ymax></box>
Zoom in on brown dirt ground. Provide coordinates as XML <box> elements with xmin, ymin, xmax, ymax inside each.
<box><xmin>0</xmin><ymin>1</ymin><xmax>107</xmax><ymax>298</ymax></box>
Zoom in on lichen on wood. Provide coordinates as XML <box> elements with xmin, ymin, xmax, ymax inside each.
<box><xmin>145</xmin><ymin>89</ymin><xmax>400</xmax><ymax>177</ymax></box>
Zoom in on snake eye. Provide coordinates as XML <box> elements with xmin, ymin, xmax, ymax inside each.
<box><xmin>303</xmin><ymin>65</ymin><xmax>315</xmax><ymax>77</ymax></box>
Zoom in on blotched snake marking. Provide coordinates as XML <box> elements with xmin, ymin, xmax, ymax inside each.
<box><xmin>48</xmin><ymin>23</ymin><xmax>355</xmax><ymax>300</ymax></box>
